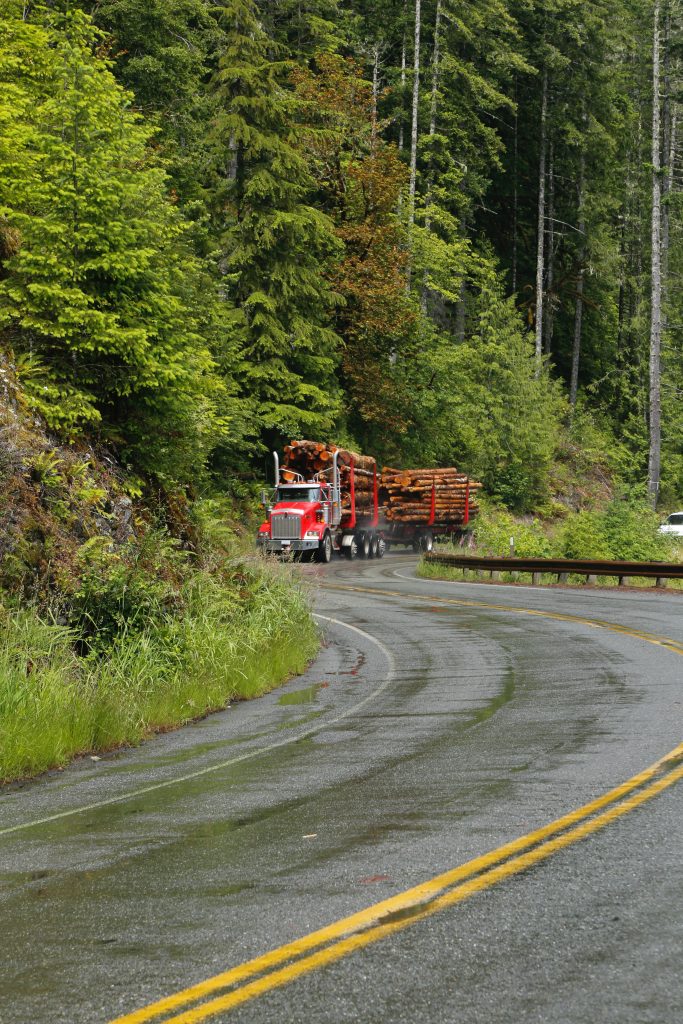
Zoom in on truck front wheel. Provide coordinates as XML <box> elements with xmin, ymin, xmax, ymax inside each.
<box><xmin>316</xmin><ymin>532</ymin><xmax>333</xmax><ymax>563</ymax></box>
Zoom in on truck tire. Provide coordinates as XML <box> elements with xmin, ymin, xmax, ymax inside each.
<box><xmin>316</xmin><ymin>532</ymin><xmax>333</xmax><ymax>563</ymax></box>
<box><xmin>377</xmin><ymin>537</ymin><xmax>386</xmax><ymax>558</ymax></box>
<box><xmin>344</xmin><ymin>536</ymin><xmax>358</xmax><ymax>560</ymax></box>
<box><xmin>359</xmin><ymin>534</ymin><xmax>371</xmax><ymax>558</ymax></box>
<box><xmin>413</xmin><ymin>531</ymin><xmax>434</xmax><ymax>554</ymax></box>
<box><xmin>369</xmin><ymin>536</ymin><xmax>379</xmax><ymax>559</ymax></box>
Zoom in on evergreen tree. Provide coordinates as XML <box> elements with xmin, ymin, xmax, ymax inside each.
<box><xmin>0</xmin><ymin>1</ymin><xmax>227</xmax><ymax>478</ymax></box>
<box><xmin>210</xmin><ymin>0</ymin><xmax>342</xmax><ymax>441</ymax></box>
<box><xmin>79</xmin><ymin>0</ymin><xmax>226</xmax><ymax>203</ymax></box>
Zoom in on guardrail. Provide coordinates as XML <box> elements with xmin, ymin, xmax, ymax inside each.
<box><xmin>424</xmin><ymin>552</ymin><xmax>683</xmax><ymax>588</ymax></box>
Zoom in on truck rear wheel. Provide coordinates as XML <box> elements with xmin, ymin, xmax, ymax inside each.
<box><xmin>316</xmin><ymin>532</ymin><xmax>333</xmax><ymax>563</ymax></box>
<box><xmin>359</xmin><ymin>534</ymin><xmax>371</xmax><ymax>558</ymax></box>
<box><xmin>369</xmin><ymin>536</ymin><xmax>379</xmax><ymax>559</ymax></box>
<box><xmin>344</xmin><ymin>537</ymin><xmax>358</xmax><ymax>560</ymax></box>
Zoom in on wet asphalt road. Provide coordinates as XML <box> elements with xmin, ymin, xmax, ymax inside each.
<box><xmin>0</xmin><ymin>555</ymin><xmax>682</xmax><ymax>1024</ymax></box>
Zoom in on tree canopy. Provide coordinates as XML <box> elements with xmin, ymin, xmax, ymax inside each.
<box><xmin>1</xmin><ymin>0</ymin><xmax>681</xmax><ymax>508</ymax></box>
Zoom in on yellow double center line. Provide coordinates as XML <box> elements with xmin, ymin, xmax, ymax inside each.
<box><xmin>110</xmin><ymin>588</ymin><xmax>683</xmax><ymax>1024</ymax></box>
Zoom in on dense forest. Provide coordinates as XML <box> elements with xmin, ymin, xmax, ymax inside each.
<box><xmin>1</xmin><ymin>0</ymin><xmax>681</xmax><ymax>511</ymax></box>
<box><xmin>2</xmin><ymin>0</ymin><xmax>683</xmax><ymax>781</ymax></box>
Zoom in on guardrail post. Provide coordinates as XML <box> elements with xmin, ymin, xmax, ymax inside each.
<box><xmin>586</xmin><ymin>574</ymin><xmax>597</xmax><ymax>585</ymax></box>
<box><xmin>491</xmin><ymin>571</ymin><xmax>500</xmax><ymax>581</ymax></box>
<box><xmin>618</xmin><ymin>576</ymin><xmax>627</xmax><ymax>587</ymax></box>
<box><xmin>558</xmin><ymin>572</ymin><xmax>568</xmax><ymax>584</ymax></box>
<box><xmin>532</xmin><ymin>572</ymin><xmax>541</xmax><ymax>585</ymax></box>
<box><xmin>656</xmin><ymin>577</ymin><xmax>667</xmax><ymax>588</ymax></box>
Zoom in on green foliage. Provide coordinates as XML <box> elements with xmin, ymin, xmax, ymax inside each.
<box><xmin>0</xmin><ymin>554</ymin><xmax>318</xmax><ymax>781</ymax></box>
<box><xmin>83</xmin><ymin>0</ymin><xmax>224</xmax><ymax>199</ymax></box>
<box><xmin>559</xmin><ymin>493</ymin><xmax>676</xmax><ymax>562</ymax></box>
<box><xmin>66</xmin><ymin>533</ymin><xmax>185</xmax><ymax>654</ymax></box>
<box><xmin>402</xmin><ymin>275</ymin><xmax>566</xmax><ymax>509</ymax></box>
<box><xmin>209</xmin><ymin>0</ymin><xmax>343</xmax><ymax>441</ymax></box>
<box><xmin>0</xmin><ymin>1</ymin><xmax>228</xmax><ymax>481</ymax></box>
<box><xmin>466</xmin><ymin>500</ymin><xmax>554</xmax><ymax>558</ymax></box>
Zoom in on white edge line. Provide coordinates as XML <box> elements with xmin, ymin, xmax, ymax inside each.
<box><xmin>0</xmin><ymin>616</ymin><xmax>396</xmax><ymax>839</ymax></box>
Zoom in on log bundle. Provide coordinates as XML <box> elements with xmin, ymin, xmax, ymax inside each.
<box><xmin>381</xmin><ymin>467</ymin><xmax>482</xmax><ymax>525</ymax></box>
<box><xmin>282</xmin><ymin>440</ymin><xmax>380</xmax><ymax>515</ymax></box>
<box><xmin>280</xmin><ymin>442</ymin><xmax>482</xmax><ymax>526</ymax></box>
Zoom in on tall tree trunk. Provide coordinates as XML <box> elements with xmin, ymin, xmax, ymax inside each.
<box><xmin>661</xmin><ymin>6</ymin><xmax>675</xmax><ymax>303</ymax></box>
<box><xmin>544</xmin><ymin>137</ymin><xmax>555</xmax><ymax>356</ymax></box>
<box><xmin>648</xmin><ymin>0</ymin><xmax>663</xmax><ymax>506</ymax></box>
<box><xmin>662</xmin><ymin>103</ymin><xmax>676</xmax><ymax>293</ymax></box>
<box><xmin>399</xmin><ymin>1</ymin><xmax>407</xmax><ymax>153</ymax></box>
<box><xmin>534</xmin><ymin>69</ymin><xmax>548</xmax><ymax>369</ymax></box>
<box><xmin>371</xmin><ymin>45</ymin><xmax>380</xmax><ymax>153</ymax></box>
<box><xmin>455</xmin><ymin>275</ymin><xmax>467</xmax><ymax>343</ymax></box>
<box><xmin>428</xmin><ymin>0</ymin><xmax>441</xmax><ymax>140</ymax></box>
<box><xmin>570</xmin><ymin>144</ymin><xmax>586</xmax><ymax>413</ymax></box>
<box><xmin>421</xmin><ymin>0</ymin><xmax>442</xmax><ymax>312</ymax></box>
<box><xmin>408</xmin><ymin>0</ymin><xmax>421</xmax><ymax>230</ymax></box>
<box><xmin>512</xmin><ymin>78</ymin><xmax>519</xmax><ymax>295</ymax></box>
<box><xmin>406</xmin><ymin>0</ymin><xmax>421</xmax><ymax>289</ymax></box>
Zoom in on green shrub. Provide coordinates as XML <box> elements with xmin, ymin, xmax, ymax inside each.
<box><xmin>0</xmin><ymin>555</ymin><xmax>319</xmax><ymax>782</ymax></box>
<box><xmin>558</xmin><ymin>493</ymin><xmax>675</xmax><ymax>562</ymax></box>
<box><xmin>466</xmin><ymin>501</ymin><xmax>553</xmax><ymax>558</ymax></box>
<box><xmin>66</xmin><ymin>532</ymin><xmax>187</xmax><ymax>654</ymax></box>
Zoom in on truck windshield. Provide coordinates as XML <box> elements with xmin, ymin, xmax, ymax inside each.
<box><xmin>667</xmin><ymin>513</ymin><xmax>683</xmax><ymax>525</ymax></box>
<box><xmin>277</xmin><ymin>487</ymin><xmax>320</xmax><ymax>502</ymax></box>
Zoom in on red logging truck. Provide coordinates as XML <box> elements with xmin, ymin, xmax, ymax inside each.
<box><xmin>256</xmin><ymin>451</ymin><xmax>473</xmax><ymax>561</ymax></box>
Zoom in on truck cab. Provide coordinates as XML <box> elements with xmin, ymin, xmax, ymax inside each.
<box><xmin>257</xmin><ymin>458</ymin><xmax>341</xmax><ymax>561</ymax></box>
<box><xmin>257</xmin><ymin>449</ymin><xmax>385</xmax><ymax>562</ymax></box>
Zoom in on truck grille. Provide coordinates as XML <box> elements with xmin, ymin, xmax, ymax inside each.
<box><xmin>271</xmin><ymin>515</ymin><xmax>301</xmax><ymax>540</ymax></box>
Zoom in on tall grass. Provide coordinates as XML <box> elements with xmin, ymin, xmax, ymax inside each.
<box><xmin>0</xmin><ymin>558</ymin><xmax>319</xmax><ymax>782</ymax></box>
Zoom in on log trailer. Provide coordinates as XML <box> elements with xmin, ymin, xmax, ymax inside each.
<box><xmin>256</xmin><ymin>451</ymin><xmax>472</xmax><ymax>561</ymax></box>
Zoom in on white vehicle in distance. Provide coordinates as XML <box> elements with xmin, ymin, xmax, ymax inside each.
<box><xmin>659</xmin><ymin>511</ymin><xmax>683</xmax><ymax>537</ymax></box>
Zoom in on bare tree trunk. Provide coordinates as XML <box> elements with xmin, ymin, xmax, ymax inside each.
<box><xmin>512</xmin><ymin>78</ymin><xmax>519</xmax><ymax>295</ymax></box>
<box><xmin>534</xmin><ymin>69</ymin><xmax>548</xmax><ymax>369</ymax></box>
<box><xmin>421</xmin><ymin>0</ymin><xmax>442</xmax><ymax>312</ymax></box>
<box><xmin>570</xmin><ymin>144</ymin><xmax>586</xmax><ymax>413</ymax></box>
<box><xmin>399</xmin><ymin>1</ymin><xmax>407</xmax><ymax>153</ymax></box>
<box><xmin>662</xmin><ymin>103</ymin><xmax>677</xmax><ymax>294</ymax></box>
<box><xmin>371</xmin><ymin>45</ymin><xmax>380</xmax><ymax>153</ymax></box>
<box><xmin>661</xmin><ymin>7</ymin><xmax>676</xmax><ymax>302</ymax></box>
<box><xmin>406</xmin><ymin>0</ymin><xmax>422</xmax><ymax>290</ymax></box>
<box><xmin>648</xmin><ymin>0</ymin><xmax>663</xmax><ymax>506</ymax></box>
<box><xmin>544</xmin><ymin>137</ymin><xmax>555</xmax><ymax>356</ymax></box>
<box><xmin>455</xmin><ymin>275</ymin><xmax>467</xmax><ymax>343</ymax></box>
<box><xmin>428</xmin><ymin>0</ymin><xmax>441</xmax><ymax>139</ymax></box>
<box><xmin>408</xmin><ymin>0</ymin><xmax>422</xmax><ymax>230</ymax></box>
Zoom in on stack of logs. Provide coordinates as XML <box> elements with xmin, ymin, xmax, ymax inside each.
<box><xmin>381</xmin><ymin>467</ymin><xmax>481</xmax><ymax>525</ymax></box>
<box><xmin>281</xmin><ymin>441</ymin><xmax>482</xmax><ymax>525</ymax></box>
<box><xmin>282</xmin><ymin>440</ymin><xmax>380</xmax><ymax>514</ymax></box>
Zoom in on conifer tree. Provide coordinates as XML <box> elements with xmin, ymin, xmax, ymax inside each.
<box><xmin>0</xmin><ymin>2</ymin><xmax>225</xmax><ymax>477</ymax></box>
<box><xmin>210</xmin><ymin>0</ymin><xmax>342</xmax><ymax>439</ymax></box>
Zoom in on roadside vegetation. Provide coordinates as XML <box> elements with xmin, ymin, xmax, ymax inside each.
<box><xmin>2</xmin><ymin>2</ymin><xmax>683</xmax><ymax>778</ymax></box>
<box><xmin>0</xmin><ymin>394</ymin><xmax>318</xmax><ymax>783</ymax></box>
<box><xmin>418</xmin><ymin>495</ymin><xmax>683</xmax><ymax>590</ymax></box>
<box><xmin>0</xmin><ymin>535</ymin><xmax>317</xmax><ymax>783</ymax></box>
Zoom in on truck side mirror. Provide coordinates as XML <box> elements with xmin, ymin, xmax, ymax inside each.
<box><xmin>260</xmin><ymin>490</ymin><xmax>269</xmax><ymax>507</ymax></box>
